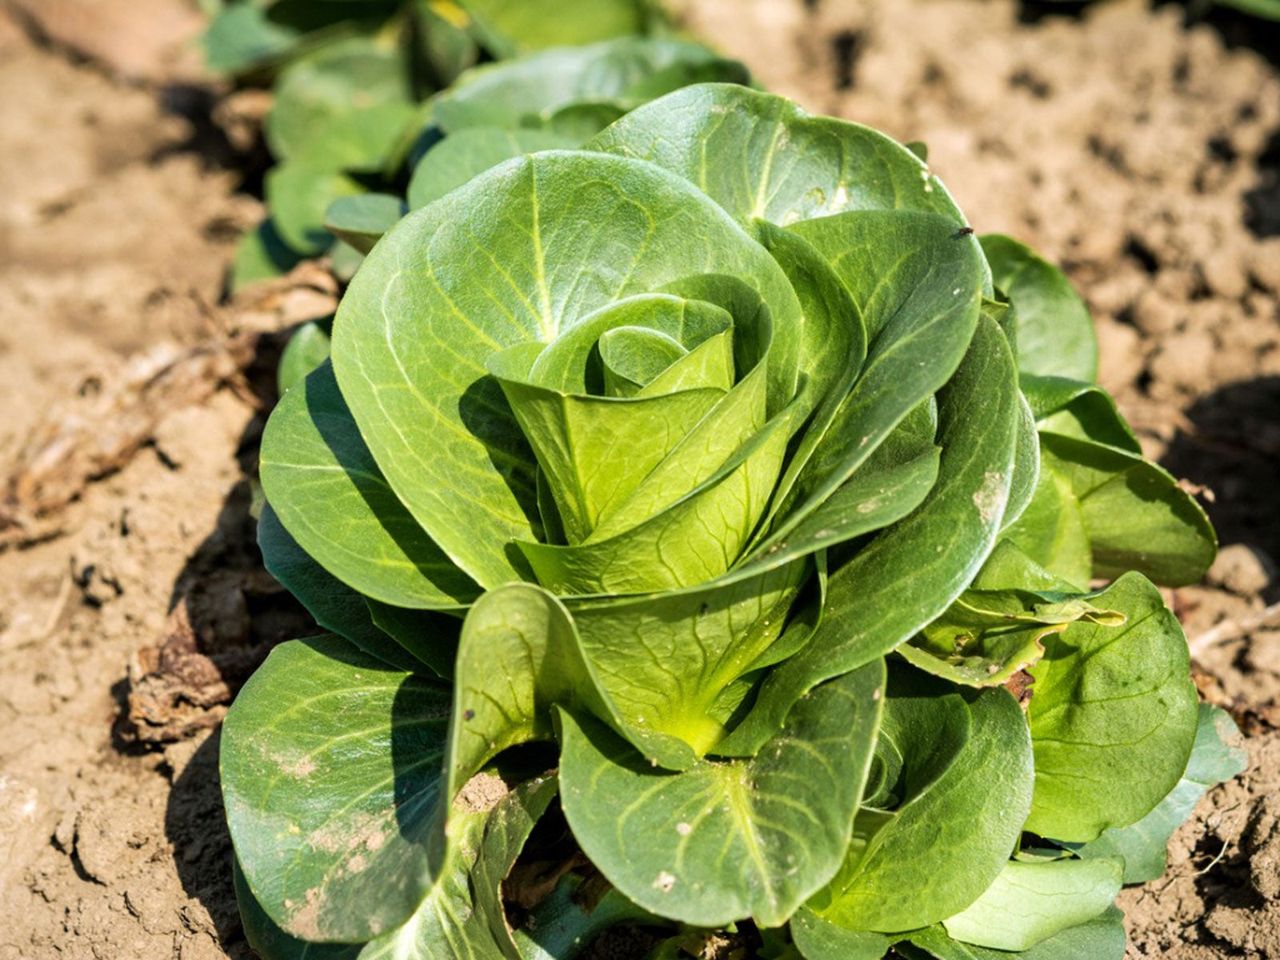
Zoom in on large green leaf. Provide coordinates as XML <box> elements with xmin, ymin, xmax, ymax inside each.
<box><xmin>267</xmin><ymin>38</ymin><xmax>417</xmax><ymax>172</ymax></box>
<box><xmin>259</xmin><ymin>361</ymin><xmax>479</xmax><ymax>609</ymax></box>
<box><xmin>432</xmin><ymin>39</ymin><xmax>746</xmax><ymax>133</ymax></box>
<box><xmin>1009</xmin><ymin>432</ymin><xmax>1215</xmax><ymax>587</ymax></box>
<box><xmin>258</xmin><ymin>504</ymin><xmax>431</xmax><ymax>675</ymax></box>
<box><xmin>407</xmin><ymin>128</ymin><xmax>577</xmax><ymax>209</ymax></box>
<box><xmin>764</xmin><ymin>210</ymin><xmax>984</xmax><ymax>542</ymax></box>
<box><xmin>558</xmin><ymin>660</ymin><xmax>885</xmax><ymax>927</ymax></box>
<box><xmin>234</xmin><ymin>856</ymin><xmax>361</xmax><ymax>960</ymax></box>
<box><xmin>222</xmin><ymin>635</ymin><xmax>450</xmax><ymax>942</ymax></box>
<box><xmin>234</xmin><ymin>775</ymin><xmax>561</xmax><ymax>960</ymax></box>
<box><xmin>590</xmin><ymin>84</ymin><xmax>967</xmax><ymax>228</ymax></box>
<box><xmin>1072</xmin><ymin>703</ymin><xmax>1246</xmax><ymax>882</ymax></box>
<box><xmin>902</xmin><ymin>908</ymin><xmax>1126</xmax><ymax>960</ymax></box>
<box><xmin>1025</xmin><ymin>573</ymin><xmax>1199</xmax><ymax>842</ymax></box>
<box><xmin>331</xmin><ymin>151</ymin><xmax>803</xmax><ymax>588</ymax></box>
<box><xmin>939</xmin><ymin>858</ymin><xmax>1123</xmax><ymax>951</ymax></box>
<box><xmin>805</xmin><ymin>670</ymin><xmax>1033</xmax><ymax>934</ymax></box>
<box><xmin>980</xmin><ymin>235</ymin><xmax>1097</xmax><ymax>383</ymax></box>
<box><xmin>718</xmin><ymin>313</ymin><xmax>1019</xmax><ymax>755</ymax></box>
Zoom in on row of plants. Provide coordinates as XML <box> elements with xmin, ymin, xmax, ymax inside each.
<box><xmin>205</xmin><ymin>5</ymin><xmax>1246</xmax><ymax>960</ymax></box>
<box><xmin>203</xmin><ymin>0</ymin><xmax>731</xmax><ymax>292</ymax></box>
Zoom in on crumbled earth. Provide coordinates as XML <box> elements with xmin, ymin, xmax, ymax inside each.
<box><xmin>0</xmin><ymin>0</ymin><xmax>1277</xmax><ymax>957</ymax></box>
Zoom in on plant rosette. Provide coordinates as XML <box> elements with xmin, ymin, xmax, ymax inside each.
<box><xmin>223</xmin><ymin>84</ymin><xmax>1239</xmax><ymax>960</ymax></box>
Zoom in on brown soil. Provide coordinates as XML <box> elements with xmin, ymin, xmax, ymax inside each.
<box><xmin>0</xmin><ymin>1</ymin><xmax>1276</xmax><ymax>958</ymax></box>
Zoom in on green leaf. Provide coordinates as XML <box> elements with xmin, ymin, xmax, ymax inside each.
<box><xmin>461</xmin><ymin>0</ymin><xmax>658</xmax><ymax>57</ymax></box>
<box><xmin>998</xmin><ymin>464</ymin><xmax>1091</xmax><ymax>590</ymax></box>
<box><xmin>279</xmin><ymin>321</ymin><xmax>332</xmax><ymax>395</ymax></box>
<box><xmin>234</xmin><ymin>856</ymin><xmax>361</xmax><ymax>960</ymax></box>
<box><xmin>1003</xmin><ymin>389</ymin><xmax>1041</xmax><ymax>531</ymax></box>
<box><xmin>267</xmin><ymin>39</ymin><xmax>417</xmax><ymax>172</ymax></box>
<box><xmin>415</xmin><ymin>0</ymin><xmax>479</xmax><ymax>86</ymax></box>
<box><xmin>979</xmin><ymin>235</ymin><xmax>1097</xmax><ymax>383</ymax></box>
<box><xmin>1009</xmin><ymin>432</ymin><xmax>1216</xmax><ymax>587</ymax></box>
<box><xmin>258</xmin><ymin>504</ymin><xmax>430</xmax><ymax>675</ymax></box>
<box><xmin>433</xmin><ymin>39</ymin><xmax>746</xmax><ymax>134</ymax></box>
<box><xmin>202</xmin><ymin>2</ymin><xmax>299</xmax><ymax>74</ymax></box>
<box><xmin>1025</xmin><ymin>573</ymin><xmax>1199</xmax><ymax>843</ymax></box>
<box><xmin>1215</xmin><ymin>0</ymin><xmax>1280</xmax><ymax>18</ymax></box>
<box><xmin>407</xmin><ymin>127</ymin><xmax>577</xmax><ymax>209</ymax></box>
<box><xmin>235</xmin><ymin>774</ymin><xmax>561</xmax><ymax>960</ymax></box>
<box><xmin>898</xmin><ymin>540</ymin><xmax>1124</xmax><ymax>688</ymax></box>
<box><xmin>590</xmin><ymin>84</ymin><xmax>967</xmax><ymax>228</ymax></box>
<box><xmin>442</xmin><ymin>584</ymin><xmax>611</xmax><ymax>814</ymax></box>
<box><xmin>1018</xmin><ymin>374</ymin><xmax>1140</xmax><ymax>454</ymax></box>
<box><xmin>558</xmin><ymin>660</ymin><xmax>886</xmax><ymax>927</ymax></box>
<box><xmin>903</xmin><ymin>907</ymin><xmax>1126</xmax><ymax>960</ymax></box>
<box><xmin>750</xmin><ymin>220</ymin><xmax>865</xmax><ymax>420</ymax></box>
<box><xmin>806</xmin><ymin>670</ymin><xmax>1033</xmax><ymax>934</ymax></box>
<box><xmin>719</xmin><ymin>312</ymin><xmax>1019</xmax><ymax>755</ymax></box>
<box><xmin>222</xmin><ymin>635</ymin><xmax>450</xmax><ymax>942</ymax></box>
<box><xmin>790</xmin><ymin>910</ymin><xmax>890</xmax><ymax>960</ymax></box>
<box><xmin>266</xmin><ymin>161</ymin><xmax>364</xmax><ymax>254</ymax></box>
<box><xmin>366</xmin><ymin>600</ymin><xmax>460</xmax><ymax>680</ymax></box>
<box><xmin>331</xmin><ymin>151</ymin><xmax>803</xmax><ymax>588</ymax></box>
<box><xmin>761</xmin><ymin>210</ymin><xmax>984</xmax><ymax>545</ymax></box>
<box><xmin>259</xmin><ymin>361</ymin><xmax>479</xmax><ymax>609</ymax></box>
<box><xmin>325</xmin><ymin>193</ymin><xmax>405</xmax><ymax>254</ymax></box>
<box><xmin>513</xmin><ymin>875</ymin><xmax>657</xmax><ymax>960</ymax></box>
<box><xmin>232</xmin><ymin>218</ymin><xmax>305</xmax><ymax>292</ymax></box>
<box><xmin>568</xmin><ymin>562</ymin><xmax>808</xmax><ymax>767</ymax></box>
<box><xmin>1072</xmin><ymin>704</ymin><xmax>1247</xmax><ymax>882</ymax></box>
<box><xmin>736</xmin><ymin>432</ymin><xmax>941</xmax><ymax>583</ymax></box>
<box><xmin>510</xmin><ymin>398</ymin><xmax>795</xmax><ymax>593</ymax></box>
<box><xmin>940</xmin><ymin>858</ymin><xmax>1123</xmax><ymax>951</ymax></box>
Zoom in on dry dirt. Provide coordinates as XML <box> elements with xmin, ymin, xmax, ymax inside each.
<box><xmin>0</xmin><ymin>1</ymin><xmax>1276</xmax><ymax>958</ymax></box>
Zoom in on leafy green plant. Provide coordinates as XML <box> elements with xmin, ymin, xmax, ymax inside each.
<box><xmin>272</xmin><ymin>35</ymin><xmax>748</xmax><ymax>388</ymax></box>
<box><xmin>203</xmin><ymin>0</ymin><xmax>698</xmax><ymax>290</ymax></box>
<box><xmin>223</xmin><ymin>83</ymin><xmax>1241</xmax><ymax>960</ymax></box>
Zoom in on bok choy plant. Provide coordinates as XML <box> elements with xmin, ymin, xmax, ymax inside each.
<box><xmin>222</xmin><ymin>83</ymin><xmax>1242</xmax><ymax>960</ymax></box>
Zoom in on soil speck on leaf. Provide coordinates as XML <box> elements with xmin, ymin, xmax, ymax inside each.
<box><xmin>455</xmin><ymin>771</ymin><xmax>509</xmax><ymax>812</ymax></box>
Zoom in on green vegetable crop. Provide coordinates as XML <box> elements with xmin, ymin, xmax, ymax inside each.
<box><xmin>202</xmin><ymin>0</ymin><xmax>715</xmax><ymax>290</ymax></box>
<box><xmin>223</xmin><ymin>83</ymin><xmax>1242</xmax><ymax>960</ymax></box>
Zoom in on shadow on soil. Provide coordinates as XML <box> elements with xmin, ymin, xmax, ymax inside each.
<box><xmin>1162</xmin><ymin>374</ymin><xmax>1280</xmax><ymax>565</ymax></box>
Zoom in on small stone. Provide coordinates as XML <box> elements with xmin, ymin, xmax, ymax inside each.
<box><xmin>1130</xmin><ymin>289</ymin><xmax>1180</xmax><ymax>335</ymax></box>
<box><xmin>1148</xmin><ymin>328</ymin><xmax>1215</xmax><ymax>395</ymax></box>
<box><xmin>1248</xmin><ymin>239</ymin><xmax>1280</xmax><ymax>293</ymax></box>
<box><xmin>1207</xmin><ymin>544</ymin><xmax>1274</xmax><ymax>597</ymax></box>
<box><xmin>1095</xmin><ymin>317</ymin><xmax>1145</xmax><ymax>395</ymax></box>
<box><xmin>1201</xmin><ymin>249</ymin><xmax>1248</xmax><ymax>300</ymax></box>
